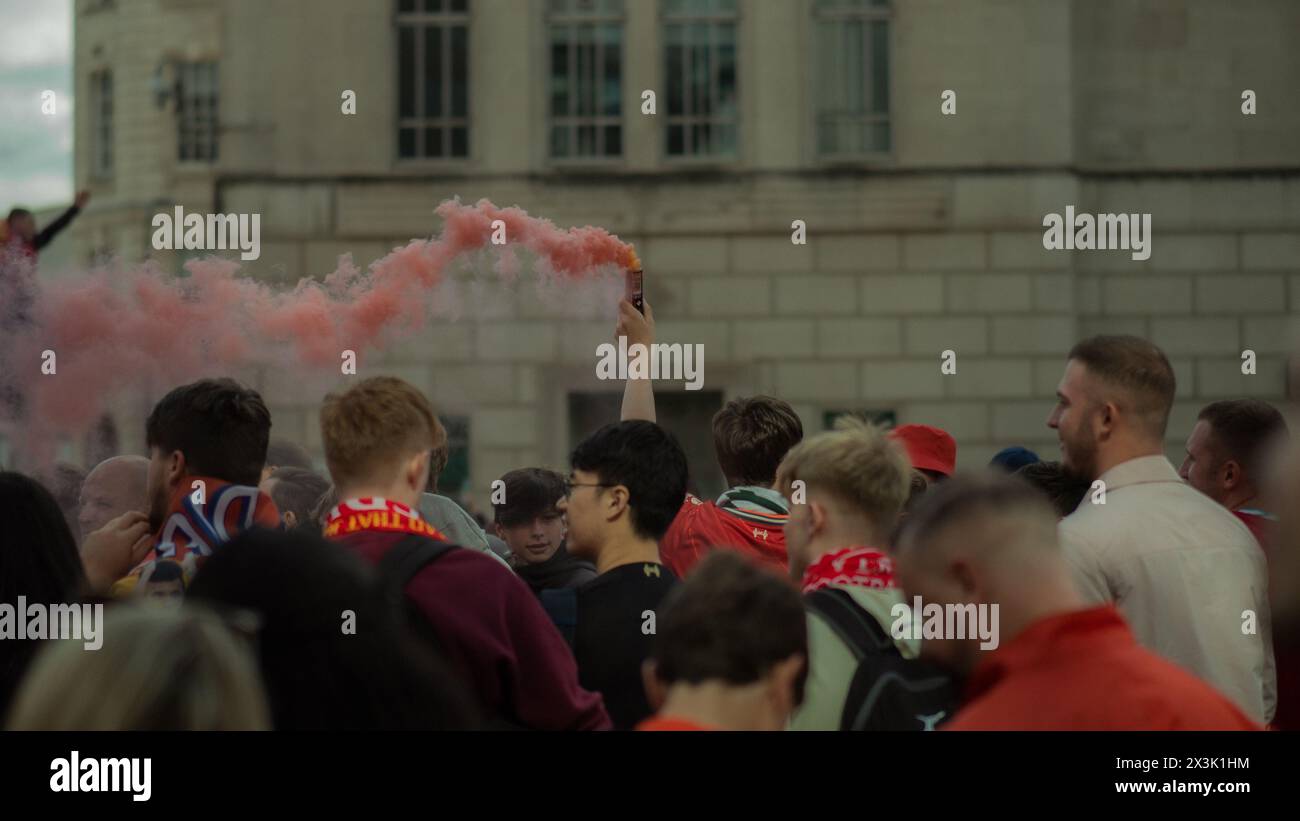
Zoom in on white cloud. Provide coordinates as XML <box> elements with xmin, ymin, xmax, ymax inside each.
<box><xmin>0</xmin><ymin>0</ymin><xmax>72</xmax><ymax>69</ymax></box>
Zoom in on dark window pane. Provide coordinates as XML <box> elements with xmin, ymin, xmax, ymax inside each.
<box><xmin>400</xmin><ymin>0</ymin><xmax>415</xmax><ymax>12</ymax></box>
<box><xmin>602</xmin><ymin>30</ymin><xmax>621</xmax><ymax>116</ymax></box>
<box><xmin>575</xmin><ymin>27</ymin><xmax>592</xmax><ymax>117</ymax></box>
<box><xmin>604</xmin><ymin>125</ymin><xmax>621</xmax><ymax>156</ymax></box>
<box><xmin>399</xmin><ymin>127</ymin><xmax>416</xmax><ymax>157</ymax></box>
<box><xmin>450</xmin><ymin>0</ymin><xmax>467</xmax><ymax>11</ymax></box>
<box><xmin>425</xmin><ymin>0</ymin><xmax>442</xmax><ymax>11</ymax></box>
<box><xmin>438</xmin><ymin>415</ymin><xmax>471</xmax><ymax>494</ymax></box>
<box><xmin>718</xmin><ymin>42</ymin><xmax>736</xmax><ymax>107</ymax></box>
<box><xmin>425</xmin><ymin>25</ymin><xmax>442</xmax><ymax>117</ymax></box>
<box><xmin>689</xmin><ymin>23</ymin><xmax>708</xmax><ymax>116</ymax></box>
<box><xmin>399</xmin><ymin>27</ymin><xmax>416</xmax><ymax>117</ymax></box>
<box><xmin>451</xmin><ymin>25</ymin><xmax>467</xmax><ymax>117</ymax></box>
<box><xmin>451</xmin><ymin>126</ymin><xmax>468</xmax><ymax>156</ymax></box>
<box><xmin>577</xmin><ymin>124</ymin><xmax>596</xmax><ymax>155</ymax></box>
<box><xmin>665</xmin><ymin>42</ymin><xmax>684</xmax><ymax>114</ymax></box>
<box><xmin>691</xmin><ymin>122</ymin><xmax>710</xmax><ymax>155</ymax></box>
<box><xmin>552</xmin><ymin>124</ymin><xmax>569</xmax><ymax>157</ymax></box>
<box><xmin>551</xmin><ymin>39</ymin><xmax>569</xmax><ymax>116</ymax></box>
<box><xmin>871</xmin><ymin>20</ymin><xmax>889</xmax><ymax>113</ymax></box>
<box><xmin>426</xmin><ymin>127</ymin><xmax>443</xmax><ymax>157</ymax></box>
<box><xmin>667</xmin><ymin>124</ymin><xmax>684</xmax><ymax>155</ymax></box>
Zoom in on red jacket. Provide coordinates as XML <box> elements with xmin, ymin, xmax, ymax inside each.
<box><xmin>659</xmin><ymin>489</ymin><xmax>789</xmax><ymax>578</ymax></box>
<box><xmin>336</xmin><ymin>529</ymin><xmax>610</xmax><ymax>730</ymax></box>
<box><xmin>947</xmin><ymin>606</ymin><xmax>1260</xmax><ymax>731</ymax></box>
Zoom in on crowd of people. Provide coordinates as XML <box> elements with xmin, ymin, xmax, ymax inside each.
<box><xmin>0</xmin><ymin>294</ymin><xmax>1294</xmax><ymax>732</ymax></box>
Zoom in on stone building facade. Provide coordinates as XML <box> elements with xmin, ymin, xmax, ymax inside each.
<box><xmin>65</xmin><ymin>0</ymin><xmax>1300</xmax><ymax>505</ymax></box>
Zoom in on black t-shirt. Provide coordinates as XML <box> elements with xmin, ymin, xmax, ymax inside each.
<box><xmin>573</xmin><ymin>562</ymin><xmax>679</xmax><ymax>730</ymax></box>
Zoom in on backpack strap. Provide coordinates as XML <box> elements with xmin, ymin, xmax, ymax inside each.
<box><xmin>804</xmin><ymin>587</ymin><xmax>895</xmax><ymax>661</ymax></box>
<box><xmin>377</xmin><ymin>533</ymin><xmax>458</xmax><ymax>608</ymax></box>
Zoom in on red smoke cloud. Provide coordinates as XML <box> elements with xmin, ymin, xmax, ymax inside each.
<box><xmin>0</xmin><ymin>199</ymin><xmax>633</xmax><ymax>465</ymax></box>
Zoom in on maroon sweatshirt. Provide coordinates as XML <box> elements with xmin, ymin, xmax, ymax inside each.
<box><xmin>337</xmin><ymin>529</ymin><xmax>611</xmax><ymax>730</ymax></box>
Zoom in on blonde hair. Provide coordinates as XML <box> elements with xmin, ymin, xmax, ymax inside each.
<box><xmin>7</xmin><ymin>605</ymin><xmax>270</xmax><ymax>731</ymax></box>
<box><xmin>775</xmin><ymin>416</ymin><xmax>912</xmax><ymax>527</ymax></box>
<box><xmin>320</xmin><ymin>376</ymin><xmax>445</xmax><ymax>489</ymax></box>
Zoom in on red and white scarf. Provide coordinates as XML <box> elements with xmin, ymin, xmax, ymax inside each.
<box><xmin>324</xmin><ymin>497</ymin><xmax>447</xmax><ymax>541</ymax></box>
<box><xmin>801</xmin><ymin>545</ymin><xmax>896</xmax><ymax>594</ymax></box>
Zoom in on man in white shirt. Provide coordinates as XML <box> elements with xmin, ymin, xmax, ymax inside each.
<box><xmin>1047</xmin><ymin>335</ymin><xmax>1275</xmax><ymax>724</ymax></box>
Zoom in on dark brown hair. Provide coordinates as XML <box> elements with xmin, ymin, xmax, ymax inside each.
<box><xmin>652</xmin><ymin>552</ymin><xmax>808</xmax><ymax>704</ymax></box>
<box><xmin>267</xmin><ymin>467</ymin><xmax>332</xmax><ymax>530</ymax></box>
<box><xmin>145</xmin><ymin>378</ymin><xmax>271</xmax><ymax>487</ymax></box>
<box><xmin>494</xmin><ymin>467</ymin><xmax>566</xmax><ymax>527</ymax></box>
<box><xmin>1015</xmin><ymin>460</ymin><xmax>1091</xmax><ymax>518</ymax></box>
<box><xmin>265</xmin><ymin>439</ymin><xmax>313</xmax><ymax>472</ymax></box>
<box><xmin>426</xmin><ymin>436</ymin><xmax>450</xmax><ymax>492</ymax></box>
<box><xmin>1068</xmin><ymin>335</ymin><xmax>1176</xmax><ymax>436</ymax></box>
<box><xmin>712</xmin><ymin>396</ymin><xmax>803</xmax><ymax>487</ymax></box>
<box><xmin>1198</xmin><ymin>399</ymin><xmax>1288</xmax><ymax>481</ymax></box>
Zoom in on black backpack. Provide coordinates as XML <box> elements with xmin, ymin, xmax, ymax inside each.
<box><xmin>804</xmin><ymin>588</ymin><xmax>956</xmax><ymax>731</ymax></box>
<box><xmin>377</xmin><ymin>534</ymin><xmax>459</xmax><ymax>656</ymax></box>
<box><xmin>376</xmin><ymin>535</ymin><xmax>523</xmax><ymax>730</ymax></box>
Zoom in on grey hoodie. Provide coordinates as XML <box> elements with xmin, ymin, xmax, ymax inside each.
<box><xmin>417</xmin><ymin>493</ymin><xmax>512</xmax><ymax>570</ymax></box>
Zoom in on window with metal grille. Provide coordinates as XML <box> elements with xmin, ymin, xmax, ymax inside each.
<box><xmin>90</xmin><ymin>69</ymin><xmax>113</xmax><ymax>177</ymax></box>
<box><xmin>177</xmin><ymin>61</ymin><xmax>218</xmax><ymax>162</ymax></box>
<box><xmin>397</xmin><ymin>0</ymin><xmax>470</xmax><ymax>160</ymax></box>
<box><xmin>814</xmin><ymin>0</ymin><xmax>891</xmax><ymax>158</ymax></box>
<box><xmin>662</xmin><ymin>0</ymin><xmax>738</xmax><ymax>159</ymax></box>
<box><xmin>548</xmin><ymin>0</ymin><xmax>624</xmax><ymax>160</ymax></box>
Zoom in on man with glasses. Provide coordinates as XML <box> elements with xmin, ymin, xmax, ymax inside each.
<box><xmin>546</xmin><ymin>419</ymin><xmax>689</xmax><ymax>729</ymax></box>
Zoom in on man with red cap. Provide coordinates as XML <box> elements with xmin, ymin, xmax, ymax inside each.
<box><xmin>889</xmin><ymin>424</ymin><xmax>957</xmax><ymax>485</ymax></box>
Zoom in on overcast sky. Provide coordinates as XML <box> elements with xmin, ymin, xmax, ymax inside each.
<box><xmin>0</xmin><ymin>0</ymin><xmax>73</xmax><ymax>214</ymax></box>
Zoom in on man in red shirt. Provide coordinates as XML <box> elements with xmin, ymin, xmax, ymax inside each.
<box><xmin>319</xmin><ymin>376</ymin><xmax>610</xmax><ymax>730</ymax></box>
<box><xmin>1179</xmin><ymin>399</ymin><xmax>1288</xmax><ymax>550</ymax></box>
<box><xmin>1180</xmin><ymin>399</ymin><xmax>1295</xmax><ymax>731</ymax></box>
<box><xmin>894</xmin><ymin>472</ymin><xmax>1260</xmax><ymax>730</ymax></box>
<box><xmin>617</xmin><ymin>299</ymin><xmax>802</xmax><ymax>577</ymax></box>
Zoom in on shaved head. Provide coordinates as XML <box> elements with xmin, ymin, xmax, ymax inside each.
<box><xmin>897</xmin><ymin>474</ymin><xmax>1061</xmax><ymax>569</ymax></box>
<box><xmin>894</xmin><ymin>473</ymin><xmax>1083</xmax><ymax>675</ymax></box>
<box><xmin>79</xmin><ymin>455</ymin><xmax>150</xmax><ymax>539</ymax></box>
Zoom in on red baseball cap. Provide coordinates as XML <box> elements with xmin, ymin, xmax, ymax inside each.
<box><xmin>889</xmin><ymin>424</ymin><xmax>957</xmax><ymax>477</ymax></box>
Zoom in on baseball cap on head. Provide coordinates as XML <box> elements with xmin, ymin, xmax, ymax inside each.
<box><xmin>889</xmin><ymin>424</ymin><xmax>957</xmax><ymax>477</ymax></box>
<box><xmin>989</xmin><ymin>446</ymin><xmax>1040</xmax><ymax>473</ymax></box>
